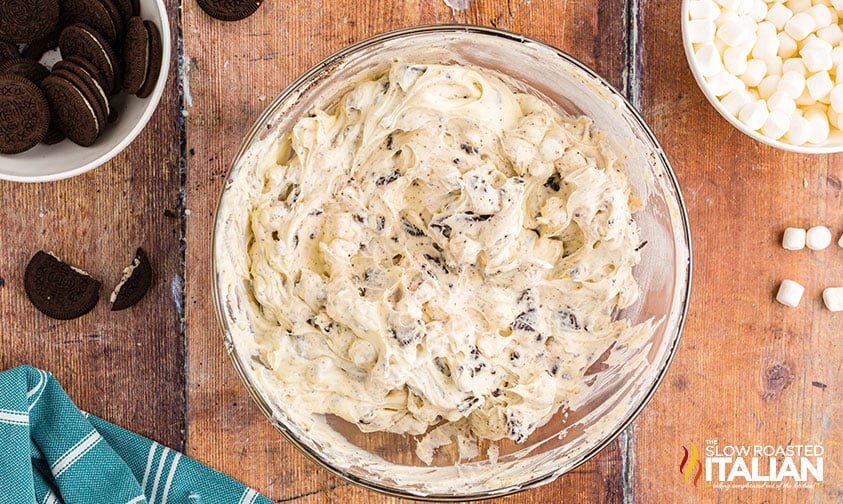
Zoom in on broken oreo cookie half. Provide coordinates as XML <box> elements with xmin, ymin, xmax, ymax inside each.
<box><xmin>24</xmin><ymin>250</ymin><xmax>101</xmax><ymax>320</ymax></box>
<box><xmin>110</xmin><ymin>247</ymin><xmax>152</xmax><ymax>311</ymax></box>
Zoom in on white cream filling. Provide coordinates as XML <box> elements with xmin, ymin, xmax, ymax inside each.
<box><xmin>218</xmin><ymin>61</ymin><xmax>659</xmax><ymax>476</ymax></box>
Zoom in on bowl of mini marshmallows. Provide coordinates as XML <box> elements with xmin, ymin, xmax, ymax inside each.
<box><xmin>682</xmin><ymin>0</ymin><xmax>843</xmax><ymax>152</ymax></box>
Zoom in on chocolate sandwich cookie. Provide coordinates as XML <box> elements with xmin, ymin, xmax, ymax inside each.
<box><xmin>53</xmin><ymin>59</ymin><xmax>111</xmax><ymax>118</ymax></box>
<box><xmin>42</xmin><ymin>122</ymin><xmax>67</xmax><ymax>145</ymax></box>
<box><xmin>197</xmin><ymin>0</ymin><xmax>264</xmax><ymax>21</ymax></box>
<box><xmin>59</xmin><ymin>23</ymin><xmax>119</xmax><ymax>94</ymax></box>
<box><xmin>60</xmin><ymin>0</ymin><xmax>119</xmax><ymax>47</ymax></box>
<box><xmin>110</xmin><ymin>247</ymin><xmax>152</xmax><ymax>311</ymax></box>
<box><xmin>24</xmin><ymin>251</ymin><xmax>101</xmax><ymax>320</ymax></box>
<box><xmin>100</xmin><ymin>0</ymin><xmax>127</xmax><ymax>44</ymax></box>
<box><xmin>42</xmin><ymin>73</ymin><xmax>101</xmax><ymax>146</ymax></box>
<box><xmin>137</xmin><ymin>20</ymin><xmax>163</xmax><ymax>99</ymax></box>
<box><xmin>64</xmin><ymin>55</ymin><xmax>109</xmax><ymax>92</ymax></box>
<box><xmin>111</xmin><ymin>0</ymin><xmax>135</xmax><ymax>26</ymax></box>
<box><xmin>0</xmin><ymin>42</ymin><xmax>20</xmax><ymax>65</ymax></box>
<box><xmin>0</xmin><ymin>58</ymin><xmax>51</xmax><ymax>85</ymax></box>
<box><xmin>121</xmin><ymin>16</ymin><xmax>148</xmax><ymax>94</ymax></box>
<box><xmin>50</xmin><ymin>68</ymin><xmax>108</xmax><ymax>131</ymax></box>
<box><xmin>0</xmin><ymin>0</ymin><xmax>60</xmax><ymax>44</ymax></box>
<box><xmin>0</xmin><ymin>74</ymin><xmax>50</xmax><ymax>154</ymax></box>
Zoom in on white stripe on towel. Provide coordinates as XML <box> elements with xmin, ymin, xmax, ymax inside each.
<box><xmin>28</xmin><ymin>370</ymin><xmax>48</xmax><ymax>411</ymax></box>
<box><xmin>41</xmin><ymin>489</ymin><xmax>59</xmax><ymax>504</ymax></box>
<box><xmin>159</xmin><ymin>452</ymin><xmax>181</xmax><ymax>504</ymax></box>
<box><xmin>27</xmin><ymin>369</ymin><xmax>45</xmax><ymax>398</ymax></box>
<box><xmin>52</xmin><ymin>430</ymin><xmax>103</xmax><ymax>478</ymax></box>
<box><xmin>238</xmin><ymin>489</ymin><xmax>259</xmax><ymax>504</ymax></box>
<box><xmin>0</xmin><ymin>409</ymin><xmax>28</xmax><ymax>425</ymax></box>
<box><xmin>141</xmin><ymin>442</ymin><xmax>160</xmax><ymax>494</ymax></box>
<box><xmin>149</xmin><ymin>447</ymin><xmax>171</xmax><ymax>503</ymax></box>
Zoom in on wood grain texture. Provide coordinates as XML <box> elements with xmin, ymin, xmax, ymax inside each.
<box><xmin>182</xmin><ymin>0</ymin><xmax>629</xmax><ymax>501</ymax></box>
<box><xmin>0</xmin><ymin>1</ymin><xmax>184</xmax><ymax>448</ymax></box>
<box><xmin>632</xmin><ymin>1</ymin><xmax>843</xmax><ymax>502</ymax></box>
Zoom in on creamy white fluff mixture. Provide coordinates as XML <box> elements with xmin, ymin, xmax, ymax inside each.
<box><xmin>243</xmin><ymin>62</ymin><xmax>654</xmax><ymax>458</ymax></box>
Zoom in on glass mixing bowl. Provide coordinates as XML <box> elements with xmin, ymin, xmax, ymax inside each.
<box><xmin>212</xmin><ymin>24</ymin><xmax>692</xmax><ymax>500</ymax></box>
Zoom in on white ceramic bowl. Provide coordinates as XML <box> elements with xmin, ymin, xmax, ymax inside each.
<box><xmin>214</xmin><ymin>25</ymin><xmax>692</xmax><ymax>500</ymax></box>
<box><xmin>681</xmin><ymin>0</ymin><xmax>843</xmax><ymax>153</ymax></box>
<box><xmin>0</xmin><ymin>0</ymin><xmax>171</xmax><ymax>182</ymax></box>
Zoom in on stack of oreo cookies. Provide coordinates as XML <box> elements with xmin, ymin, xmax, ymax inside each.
<box><xmin>0</xmin><ymin>0</ymin><xmax>164</xmax><ymax>155</ymax></box>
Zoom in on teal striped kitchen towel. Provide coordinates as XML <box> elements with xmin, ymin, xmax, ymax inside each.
<box><xmin>0</xmin><ymin>365</ymin><xmax>273</xmax><ymax>504</ymax></box>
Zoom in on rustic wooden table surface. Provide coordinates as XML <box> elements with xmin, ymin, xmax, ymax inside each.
<box><xmin>2</xmin><ymin>0</ymin><xmax>842</xmax><ymax>502</ymax></box>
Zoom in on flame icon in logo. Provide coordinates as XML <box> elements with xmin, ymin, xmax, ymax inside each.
<box><xmin>680</xmin><ymin>442</ymin><xmax>703</xmax><ymax>486</ymax></box>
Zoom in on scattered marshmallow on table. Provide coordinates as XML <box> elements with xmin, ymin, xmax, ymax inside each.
<box><xmin>806</xmin><ymin>225</ymin><xmax>832</xmax><ymax>250</ymax></box>
<box><xmin>782</xmin><ymin>227</ymin><xmax>807</xmax><ymax>250</ymax></box>
<box><xmin>823</xmin><ymin>287</ymin><xmax>843</xmax><ymax>312</ymax></box>
<box><xmin>686</xmin><ymin>0</ymin><xmax>843</xmax><ymax>144</ymax></box>
<box><xmin>776</xmin><ymin>279</ymin><xmax>805</xmax><ymax>307</ymax></box>
<box><xmin>839</xmin><ymin>232</ymin><xmax>843</xmax><ymax>248</ymax></box>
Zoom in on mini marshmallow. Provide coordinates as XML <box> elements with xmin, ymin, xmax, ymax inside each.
<box><xmin>781</xmin><ymin>57</ymin><xmax>806</xmax><ymax>75</ymax></box>
<box><xmin>721</xmin><ymin>88</ymin><xmax>755</xmax><ymax>114</ymax></box>
<box><xmin>716</xmin><ymin>18</ymin><xmax>750</xmax><ymax>47</ymax></box>
<box><xmin>766</xmin><ymin>55</ymin><xmax>784</xmax><ymax>75</ymax></box>
<box><xmin>716</xmin><ymin>9</ymin><xmax>741</xmax><ymax>28</ymax></box>
<box><xmin>741</xmin><ymin>59</ymin><xmax>768</xmax><ymax>86</ymax></box>
<box><xmin>829</xmin><ymin>109</ymin><xmax>842</xmax><ymax>129</ymax></box>
<box><xmin>695</xmin><ymin>44</ymin><xmax>725</xmax><ymax>77</ymax></box>
<box><xmin>782</xmin><ymin>227</ymin><xmax>807</xmax><ymax>250</ymax></box>
<box><xmin>690</xmin><ymin>0</ymin><xmax>721</xmax><ymax>20</ymax></box>
<box><xmin>749</xmin><ymin>0</ymin><xmax>769</xmax><ymax>22</ymax></box>
<box><xmin>800</xmin><ymin>38</ymin><xmax>834</xmax><ymax>72</ymax></box>
<box><xmin>786</xmin><ymin>113</ymin><xmax>812</xmax><ymax>144</ymax></box>
<box><xmin>817</xmin><ymin>23</ymin><xmax>843</xmax><ymax>45</ymax></box>
<box><xmin>739</xmin><ymin>100</ymin><xmax>771</xmax><ymax>129</ymax></box>
<box><xmin>832</xmin><ymin>0</ymin><xmax>843</xmax><ymax>10</ymax></box>
<box><xmin>756</xmin><ymin>20</ymin><xmax>777</xmax><ymax>38</ymax></box>
<box><xmin>778</xmin><ymin>71</ymin><xmax>806</xmax><ymax>98</ymax></box>
<box><xmin>767</xmin><ymin>90</ymin><xmax>798</xmax><ymax>113</ymax></box>
<box><xmin>806</xmin><ymin>108</ymin><xmax>831</xmax><ymax>142</ymax></box>
<box><xmin>736</xmin><ymin>0</ymin><xmax>753</xmax><ymax>14</ymax></box>
<box><xmin>830</xmin><ymin>84</ymin><xmax>843</xmax><ymax>112</ymax></box>
<box><xmin>758</xmin><ymin>74</ymin><xmax>782</xmax><ymax>99</ymax></box>
<box><xmin>839</xmin><ymin>232</ymin><xmax>843</xmax><ymax>248</ymax></box>
<box><xmin>766</xmin><ymin>2</ymin><xmax>794</xmax><ymax>29</ymax></box>
<box><xmin>776</xmin><ymin>279</ymin><xmax>804</xmax><ymax>307</ymax></box>
<box><xmin>724</xmin><ymin>46</ymin><xmax>751</xmax><ymax>74</ymax></box>
<box><xmin>784</xmin><ymin>12</ymin><xmax>817</xmax><ymax>40</ymax></box>
<box><xmin>806</xmin><ymin>225</ymin><xmax>833</xmax><ymax>249</ymax></box>
<box><xmin>822</xmin><ymin>287</ymin><xmax>843</xmax><ymax>312</ymax></box>
<box><xmin>785</xmin><ymin>0</ymin><xmax>811</xmax><ymax>14</ymax></box>
<box><xmin>688</xmin><ymin>19</ymin><xmax>718</xmax><ymax>43</ymax></box>
<box><xmin>806</xmin><ymin>4</ymin><xmax>833</xmax><ymax>28</ymax></box>
<box><xmin>715</xmin><ymin>0</ymin><xmax>741</xmax><ymax>11</ymax></box>
<box><xmin>762</xmin><ymin>109</ymin><xmax>791</xmax><ymax>137</ymax></box>
<box><xmin>777</xmin><ymin>31</ymin><xmax>798</xmax><ymax>58</ymax></box>
<box><xmin>807</xmin><ymin>71</ymin><xmax>834</xmax><ymax>100</ymax></box>
<box><xmin>707</xmin><ymin>70</ymin><xmax>744</xmax><ymax>95</ymax></box>
<box><xmin>832</xmin><ymin>46</ymin><xmax>843</xmax><ymax>68</ymax></box>
<box><xmin>752</xmin><ymin>33</ymin><xmax>780</xmax><ymax>61</ymax></box>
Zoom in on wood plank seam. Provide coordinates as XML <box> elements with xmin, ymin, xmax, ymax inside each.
<box><xmin>622</xmin><ymin>1</ymin><xmax>641</xmax><ymax>502</ymax></box>
<box><xmin>175</xmin><ymin>0</ymin><xmax>189</xmax><ymax>455</ymax></box>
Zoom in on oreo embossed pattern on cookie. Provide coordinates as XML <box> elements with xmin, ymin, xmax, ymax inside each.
<box><xmin>0</xmin><ymin>0</ymin><xmax>164</xmax><ymax>154</ymax></box>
